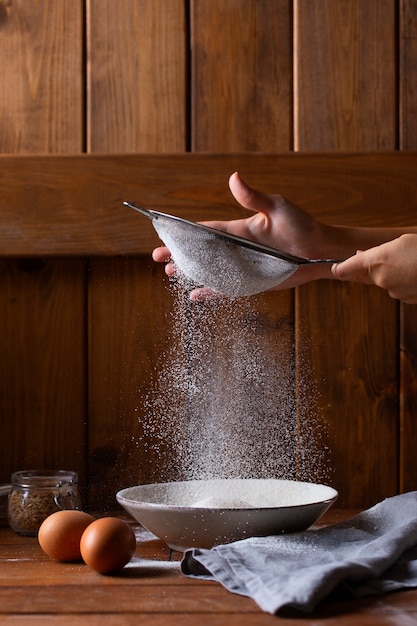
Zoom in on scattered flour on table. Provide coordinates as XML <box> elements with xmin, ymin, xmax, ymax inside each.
<box><xmin>138</xmin><ymin>271</ymin><xmax>329</xmax><ymax>485</ymax></box>
<box><xmin>125</xmin><ymin>557</ymin><xmax>181</xmax><ymax>570</ymax></box>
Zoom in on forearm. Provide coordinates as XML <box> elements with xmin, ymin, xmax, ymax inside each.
<box><xmin>331</xmin><ymin>233</ymin><xmax>417</xmax><ymax>304</ymax></box>
<box><xmin>320</xmin><ymin>224</ymin><xmax>417</xmax><ymax>259</ymax></box>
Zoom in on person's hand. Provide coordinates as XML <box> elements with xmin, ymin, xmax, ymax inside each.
<box><xmin>152</xmin><ymin>172</ymin><xmax>340</xmax><ymax>299</ymax></box>
<box><xmin>152</xmin><ymin>172</ymin><xmax>417</xmax><ymax>301</ymax></box>
<box><xmin>331</xmin><ymin>234</ymin><xmax>417</xmax><ymax>304</ymax></box>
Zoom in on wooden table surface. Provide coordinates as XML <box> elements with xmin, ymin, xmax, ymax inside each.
<box><xmin>1</xmin><ymin>510</ymin><xmax>417</xmax><ymax>625</ymax></box>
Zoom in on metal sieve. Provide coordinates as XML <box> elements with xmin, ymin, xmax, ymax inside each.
<box><xmin>125</xmin><ymin>202</ymin><xmax>340</xmax><ymax>297</ymax></box>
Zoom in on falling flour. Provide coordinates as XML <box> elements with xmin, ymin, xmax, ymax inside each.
<box><xmin>139</xmin><ymin>270</ymin><xmax>329</xmax><ymax>486</ymax></box>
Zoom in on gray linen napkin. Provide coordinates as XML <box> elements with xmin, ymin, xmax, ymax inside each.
<box><xmin>181</xmin><ymin>491</ymin><xmax>417</xmax><ymax>614</ymax></box>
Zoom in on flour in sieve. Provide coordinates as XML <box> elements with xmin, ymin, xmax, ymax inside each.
<box><xmin>139</xmin><ymin>272</ymin><xmax>329</xmax><ymax>485</ymax></box>
<box><xmin>152</xmin><ymin>218</ymin><xmax>297</xmax><ymax>297</ymax></box>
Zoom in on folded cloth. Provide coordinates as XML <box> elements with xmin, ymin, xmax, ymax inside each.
<box><xmin>181</xmin><ymin>491</ymin><xmax>417</xmax><ymax>614</ymax></box>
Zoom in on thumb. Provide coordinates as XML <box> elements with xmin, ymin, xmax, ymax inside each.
<box><xmin>229</xmin><ymin>172</ymin><xmax>275</xmax><ymax>215</ymax></box>
<box><xmin>331</xmin><ymin>261</ymin><xmax>346</xmax><ymax>280</ymax></box>
<box><xmin>331</xmin><ymin>250</ymin><xmax>368</xmax><ymax>282</ymax></box>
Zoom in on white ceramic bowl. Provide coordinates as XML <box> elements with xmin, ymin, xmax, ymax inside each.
<box><xmin>116</xmin><ymin>478</ymin><xmax>338</xmax><ymax>551</ymax></box>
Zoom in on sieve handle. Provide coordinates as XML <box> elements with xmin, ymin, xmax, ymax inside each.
<box><xmin>124</xmin><ymin>202</ymin><xmax>155</xmax><ymax>219</ymax></box>
<box><xmin>306</xmin><ymin>258</ymin><xmax>343</xmax><ymax>265</ymax></box>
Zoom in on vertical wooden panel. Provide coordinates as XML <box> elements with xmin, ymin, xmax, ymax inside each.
<box><xmin>1</xmin><ymin>0</ymin><xmax>412</xmax><ymax>513</ymax></box>
<box><xmin>294</xmin><ymin>0</ymin><xmax>398</xmax><ymax>507</ymax></box>
<box><xmin>190</xmin><ymin>3</ymin><xmax>309</xmax><ymax>483</ymax></box>
<box><xmin>0</xmin><ymin>259</ymin><xmax>87</xmax><ymax>481</ymax></box>
<box><xmin>191</xmin><ymin>0</ymin><xmax>292</xmax><ymax>151</ymax></box>
<box><xmin>87</xmin><ymin>257</ymin><xmax>174</xmax><ymax>509</ymax></box>
<box><xmin>400</xmin><ymin>0</ymin><xmax>417</xmax><ymax>150</ymax></box>
<box><xmin>0</xmin><ymin>2</ymin><xmax>86</xmax><ymax>489</ymax></box>
<box><xmin>399</xmin><ymin>0</ymin><xmax>417</xmax><ymax>493</ymax></box>
<box><xmin>86</xmin><ymin>0</ymin><xmax>187</xmax><ymax>153</ymax></box>
<box><xmin>86</xmin><ymin>0</ymin><xmax>188</xmax><ymax>508</ymax></box>
<box><xmin>294</xmin><ymin>0</ymin><xmax>396</xmax><ymax>151</ymax></box>
<box><xmin>400</xmin><ymin>304</ymin><xmax>417</xmax><ymax>493</ymax></box>
<box><xmin>0</xmin><ymin>0</ymin><xmax>83</xmax><ymax>154</ymax></box>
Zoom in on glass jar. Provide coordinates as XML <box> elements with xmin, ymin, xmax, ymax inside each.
<box><xmin>8</xmin><ymin>470</ymin><xmax>82</xmax><ymax>536</ymax></box>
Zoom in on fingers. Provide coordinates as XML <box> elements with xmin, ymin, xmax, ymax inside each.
<box><xmin>152</xmin><ymin>246</ymin><xmax>176</xmax><ymax>276</ymax></box>
<box><xmin>152</xmin><ymin>246</ymin><xmax>171</xmax><ymax>262</ymax></box>
<box><xmin>228</xmin><ymin>171</ymin><xmax>274</xmax><ymax>215</ymax></box>
<box><xmin>331</xmin><ymin>250</ymin><xmax>374</xmax><ymax>284</ymax></box>
<box><xmin>189</xmin><ymin>287</ymin><xmax>222</xmax><ymax>301</ymax></box>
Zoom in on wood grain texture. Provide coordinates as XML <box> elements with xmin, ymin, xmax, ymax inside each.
<box><xmin>399</xmin><ymin>0</ymin><xmax>417</xmax><ymax>494</ymax></box>
<box><xmin>294</xmin><ymin>1</ymin><xmax>398</xmax><ymax>507</ymax></box>
<box><xmin>1</xmin><ymin>153</ymin><xmax>417</xmax><ymax>257</ymax></box>
<box><xmin>294</xmin><ymin>0</ymin><xmax>396</xmax><ymax>151</ymax></box>
<box><xmin>86</xmin><ymin>0</ymin><xmax>188</xmax><ymax>507</ymax></box>
<box><xmin>0</xmin><ymin>2</ymin><xmax>86</xmax><ymax>489</ymax></box>
<box><xmin>3</xmin><ymin>518</ymin><xmax>417</xmax><ymax>624</ymax></box>
<box><xmin>2</xmin><ymin>152</ymin><xmax>416</xmax><ymax>505</ymax></box>
<box><xmin>190</xmin><ymin>0</ymin><xmax>292</xmax><ymax>151</ymax></box>
<box><xmin>0</xmin><ymin>259</ymin><xmax>87</xmax><ymax>486</ymax></box>
<box><xmin>86</xmin><ymin>0</ymin><xmax>187</xmax><ymax>153</ymax></box>
<box><xmin>297</xmin><ymin>283</ymin><xmax>398</xmax><ymax>505</ymax></box>
<box><xmin>189</xmin><ymin>1</ymin><xmax>296</xmax><ymax>491</ymax></box>
<box><xmin>400</xmin><ymin>305</ymin><xmax>417</xmax><ymax>493</ymax></box>
<box><xmin>400</xmin><ymin>0</ymin><xmax>417</xmax><ymax>150</ymax></box>
<box><xmin>87</xmin><ymin>256</ymin><xmax>175</xmax><ymax>509</ymax></box>
<box><xmin>1</xmin><ymin>0</ymin><xmax>417</xmax><ymax>511</ymax></box>
<box><xmin>0</xmin><ymin>0</ymin><xmax>83</xmax><ymax>154</ymax></box>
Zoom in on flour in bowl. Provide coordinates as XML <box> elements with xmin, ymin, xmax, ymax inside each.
<box><xmin>191</xmin><ymin>497</ymin><xmax>253</xmax><ymax>509</ymax></box>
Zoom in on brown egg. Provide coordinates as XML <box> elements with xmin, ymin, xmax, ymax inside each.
<box><xmin>38</xmin><ymin>510</ymin><xmax>95</xmax><ymax>562</ymax></box>
<box><xmin>80</xmin><ymin>517</ymin><xmax>136</xmax><ymax>574</ymax></box>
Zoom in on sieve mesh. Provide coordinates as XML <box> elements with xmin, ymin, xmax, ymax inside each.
<box><xmin>124</xmin><ymin>203</ymin><xmax>339</xmax><ymax>298</ymax></box>
<box><xmin>152</xmin><ymin>218</ymin><xmax>298</xmax><ymax>297</ymax></box>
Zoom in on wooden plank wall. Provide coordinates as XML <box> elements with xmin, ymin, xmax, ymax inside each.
<box><xmin>0</xmin><ymin>0</ymin><xmax>416</xmax><ymax>510</ymax></box>
<box><xmin>0</xmin><ymin>1</ymin><xmax>88</xmax><ymax>498</ymax></box>
<box><xmin>294</xmin><ymin>1</ymin><xmax>398</xmax><ymax>508</ymax></box>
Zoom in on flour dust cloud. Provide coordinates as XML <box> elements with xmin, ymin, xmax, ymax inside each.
<box><xmin>140</xmin><ymin>276</ymin><xmax>329</xmax><ymax>484</ymax></box>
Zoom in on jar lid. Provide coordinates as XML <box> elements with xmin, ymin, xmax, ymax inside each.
<box><xmin>0</xmin><ymin>484</ymin><xmax>11</xmax><ymax>496</ymax></box>
<box><xmin>11</xmin><ymin>470</ymin><xmax>78</xmax><ymax>487</ymax></box>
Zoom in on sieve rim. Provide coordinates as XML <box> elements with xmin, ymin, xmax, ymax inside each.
<box><xmin>124</xmin><ymin>202</ymin><xmax>340</xmax><ymax>266</ymax></box>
